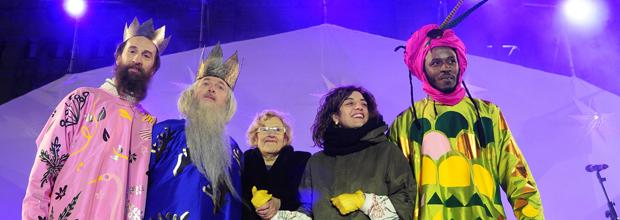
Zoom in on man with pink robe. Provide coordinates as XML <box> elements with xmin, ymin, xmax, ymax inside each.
<box><xmin>22</xmin><ymin>17</ymin><xmax>170</xmax><ymax>220</ymax></box>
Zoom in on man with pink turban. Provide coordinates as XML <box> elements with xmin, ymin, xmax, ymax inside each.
<box><xmin>388</xmin><ymin>19</ymin><xmax>545</xmax><ymax>220</ymax></box>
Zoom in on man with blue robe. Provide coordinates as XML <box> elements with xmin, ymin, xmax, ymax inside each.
<box><xmin>145</xmin><ymin>44</ymin><xmax>243</xmax><ymax>220</ymax></box>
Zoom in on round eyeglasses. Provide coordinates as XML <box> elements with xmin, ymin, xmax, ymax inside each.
<box><xmin>257</xmin><ymin>126</ymin><xmax>286</xmax><ymax>134</ymax></box>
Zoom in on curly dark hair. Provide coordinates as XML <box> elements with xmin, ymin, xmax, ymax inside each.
<box><xmin>311</xmin><ymin>85</ymin><xmax>380</xmax><ymax>147</ymax></box>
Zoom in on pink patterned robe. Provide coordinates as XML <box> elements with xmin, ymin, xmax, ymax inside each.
<box><xmin>22</xmin><ymin>82</ymin><xmax>156</xmax><ymax>220</ymax></box>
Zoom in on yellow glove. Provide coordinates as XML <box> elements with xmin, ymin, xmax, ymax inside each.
<box><xmin>330</xmin><ymin>190</ymin><xmax>365</xmax><ymax>215</ymax></box>
<box><xmin>251</xmin><ymin>186</ymin><xmax>272</xmax><ymax>208</ymax></box>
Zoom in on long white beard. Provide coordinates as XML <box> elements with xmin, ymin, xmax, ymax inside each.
<box><xmin>185</xmin><ymin>99</ymin><xmax>234</xmax><ymax>198</ymax></box>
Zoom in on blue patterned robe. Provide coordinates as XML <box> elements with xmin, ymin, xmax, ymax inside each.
<box><xmin>145</xmin><ymin>119</ymin><xmax>243</xmax><ymax>220</ymax></box>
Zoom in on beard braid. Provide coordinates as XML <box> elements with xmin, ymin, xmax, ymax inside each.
<box><xmin>184</xmin><ymin>97</ymin><xmax>235</xmax><ymax>201</ymax></box>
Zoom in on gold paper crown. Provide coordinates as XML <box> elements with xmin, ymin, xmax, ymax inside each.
<box><xmin>197</xmin><ymin>43</ymin><xmax>240</xmax><ymax>89</ymax></box>
<box><xmin>123</xmin><ymin>17</ymin><xmax>171</xmax><ymax>54</ymax></box>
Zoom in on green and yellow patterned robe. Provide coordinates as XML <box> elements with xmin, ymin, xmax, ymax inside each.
<box><xmin>389</xmin><ymin>97</ymin><xmax>544</xmax><ymax>220</ymax></box>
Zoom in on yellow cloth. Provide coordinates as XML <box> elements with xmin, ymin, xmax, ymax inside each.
<box><xmin>330</xmin><ymin>190</ymin><xmax>365</xmax><ymax>215</ymax></box>
<box><xmin>251</xmin><ymin>186</ymin><xmax>272</xmax><ymax>208</ymax></box>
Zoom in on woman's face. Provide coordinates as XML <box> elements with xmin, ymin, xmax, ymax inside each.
<box><xmin>332</xmin><ymin>91</ymin><xmax>369</xmax><ymax>129</ymax></box>
<box><xmin>256</xmin><ymin>117</ymin><xmax>288</xmax><ymax>156</ymax></box>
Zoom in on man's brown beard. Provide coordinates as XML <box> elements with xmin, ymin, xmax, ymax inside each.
<box><xmin>114</xmin><ymin>64</ymin><xmax>152</xmax><ymax>102</ymax></box>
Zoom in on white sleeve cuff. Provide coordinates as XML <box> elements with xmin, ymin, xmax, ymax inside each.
<box><xmin>360</xmin><ymin>193</ymin><xmax>376</xmax><ymax>214</ymax></box>
<box><xmin>271</xmin><ymin>210</ymin><xmax>312</xmax><ymax>220</ymax></box>
<box><xmin>359</xmin><ymin>193</ymin><xmax>399</xmax><ymax>220</ymax></box>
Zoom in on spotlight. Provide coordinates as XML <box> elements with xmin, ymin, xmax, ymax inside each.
<box><xmin>561</xmin><ymin>0</ymin><xmax>608</xmax><ymax>30</ymax></box>
<box><xmin>64</xmin><ymin>0</ymin><xmax>86</xmax><ymax>18</ymax></box>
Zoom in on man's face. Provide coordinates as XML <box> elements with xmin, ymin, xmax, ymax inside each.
<box><xmin>113</xmin><ymin>37</ymin><xmax>158</xmax><ymax>102</ymax></box>
<box><xmin>194</xmin><ymin>76</ymin><xmax>229</xmax><ymax>108</ymax></box>
<box><xmin>424</xmin><ymin>46</ymin><xmax>460</xmax><ymax>94</ymax></box>
<box><xmin>116</xmin><ymin>36</ymin><xmax>157</xmax><ymax>76</ymax></box>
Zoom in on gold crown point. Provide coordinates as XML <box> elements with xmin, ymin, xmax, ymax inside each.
<box><xmin>122</xmin><ymin>17</ymin><xmax>170</xmax><ymax>54</ymax></box>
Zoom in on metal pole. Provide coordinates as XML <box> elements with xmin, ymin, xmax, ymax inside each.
<box><xmin>437</xmin><ymin>0</ymin><xmax>447</xmax><ymax>24</ymax></box>
<box><xmin>596</xmin><ymin>171</ymin><xmax>618</xmax><ymax>220</ymax></box>
<box><xmin>322</xmin><ymin>0</ymin><xmax>327</xmax><ymax>23</ymax></box>
<box><xmin>199</xmin><ymin>0</ymin><xmax>206</xmax><ymax>47</ymax></box>
<box><xmin>67</xmin><ymin>18</ymin><xmax>79</xmax><ymax>74</ymax></box>
<box><xmin>563</xmin><ymin>31</ymin><xmax>576</xmax><ymax>77</ymax></box>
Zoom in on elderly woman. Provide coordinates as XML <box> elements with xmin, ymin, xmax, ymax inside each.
<box><xmin>242</xmin><ymin>110</ymin><xmax>311</xmax><ymax>220</ymax></box>
<box><xmin>272</xmin><ymin>86</ymin><xmax>415</xmax><ymax>220</ymax></box>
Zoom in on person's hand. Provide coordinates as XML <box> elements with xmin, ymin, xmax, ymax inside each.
<box><xmin>251</xmin><ymin>186</ymin><xmax>272</xmax><ymax>208</ymax></box>
<box><xmin>255</xmin><ymin>196</ymin><xmax>281</xmax><ymax>220</ymax></box>
<box><xmin>330</xmin><ymin>190</ymin><xmax>365</xmax><ymax>215</ymax></box>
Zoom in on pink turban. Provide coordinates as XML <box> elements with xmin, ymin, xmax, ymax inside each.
<box><xmin>403</xmin><ymin>24</ymin><xmax>468</xmax><ymax>106</ymax></box>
